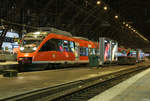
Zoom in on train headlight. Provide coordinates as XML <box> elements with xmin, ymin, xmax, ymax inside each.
<box><xmin>32</xmin><ymin>47</ymin><xmax>37</xmax><ymax>51</ymax></box>
<box><xmin>19</xmin><ymin>57</ymin><xmax>23</xmax><ymax>60</ymax></box>
<box><xmin>20</xmin><ymin>47</ymin><xmax>24</xmax><ymax>51</ymax></box>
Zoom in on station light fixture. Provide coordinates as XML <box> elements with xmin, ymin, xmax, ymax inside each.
<box><xmin>129</xmin><ymin>27</ymin><xmax>149</xmax><ymax>42</ymax></box>
<box><xmin>136</xmin><ymin>32</ymin><xmax>149</xmax><ymax>42</ymax></box>
<box><xmin>128</xmin><ymin>26</ymin><xmax>131</xmax><ymax>29</ymax></box>
<box><xmin>104</xmin><ymin>6</ymin><xmax>108</xmax><ymax>11</ymax></box>
<box><xmin>96</xmin><ymin>1</ymin><xmax>101</xmax><ymax>5</ymax></box>
<box><xmin>114</xmin><ymin>15</ymin><xmax>119</xmax><ymax>19</ymax></box>
<box><xmin>125</xmin><ymin>24</ymin><xmax>129</xmax><ymax>27</ymax></box>
<box><xmin>33</xmin><ymin>32</ymin><xmax>40</xmax><ymax>35</ymax></box>
<box><xmin>131</xmin><ymin>28</ymin><xmax>134</xmax><ymax>31</ymax></box>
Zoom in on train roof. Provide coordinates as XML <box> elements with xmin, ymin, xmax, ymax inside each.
<box><xmin>73</xmin><ymin>36</ymin><xmax>90</xmax><ymax>41</ymax></box>
<box><xmin>24</xmin><ymin>27</ymin><xmax>94</xmax><ymax>42</ymax></box>
<box><xmin>23</xmin><ymin>27</ymin><xmax>73</xmax><ymax>40</ymax></box>
<box><xmin>37</xmin><ymin>27</ymin><xmax>72</xmax><ymax>37</ymax></box>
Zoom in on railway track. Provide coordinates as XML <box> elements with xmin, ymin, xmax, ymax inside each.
<box><xmin>1</xmin><ymin>65</ymin><xmax>149</xmax><ymax>101</ymax></box>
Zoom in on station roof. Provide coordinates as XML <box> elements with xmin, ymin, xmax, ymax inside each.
<box><xmin>106</xmin><ymin>0</ymin><xmax>150</xmax><ymax>41</ymax></box>
<box><xmin>0</xmin><ymin>0</ymin><xmax>150</xmax><ymax>52</ymax></box>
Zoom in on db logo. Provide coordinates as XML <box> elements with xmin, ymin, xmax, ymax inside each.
<box><xmin>52</xmin><ymin>54</ymin><xmax>56</xmax><ymax>58</ymax></box>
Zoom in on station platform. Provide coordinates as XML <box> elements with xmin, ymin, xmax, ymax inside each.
<box><xmin>0</xmin><ymin>61</ymin><xmax>17</xmax><ymax>71</ymax></box>
<box><xmin>89</xmin><ymin>63</ymin><xmax>150</xmax><ymax>101</ymax></box>
<box><xmin>0</xmin><ymin>61</ymin><xmax>149</xmax><ymax>100</ymax></box>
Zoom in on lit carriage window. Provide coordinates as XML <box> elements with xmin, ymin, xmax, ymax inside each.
<box><xmin>57</xmin><ymin>40</ymin><xmax>63</xmax><ymax>52</ymax></box>
<box><xmin>62</xmin><ymin>40</ymin><xmax>69</xmax><ymax>52</ymax></box>
<box><xmin>80</xmin><ymin>47</ymin><xmax>88</xmax><ymax>56</ymax></box>
<box><xmin>80</xmin><ymin>47</ymin><xmax>83</xmax><ymax>56</ymax></box>
<box><xmin>69</xmin><ymin>41</ymin><xmax>75</xmax><ymax>52</ymax></box>
<box><xmin>86</xmin><ymin>48</ymin><xmax>88</xmax><ymax>56</ymax></box>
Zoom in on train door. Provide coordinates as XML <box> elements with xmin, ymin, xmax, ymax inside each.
<box><xmin>55</xmin><ymin>40</ymin><xmax>66</xmax><ymax>61</ymax></box>
<box><xmin>74</xmin><ymin>42</ymin><xmax>79</xmax><ymax>61</ymax></box>
<box><xmin>68</xmin><ymin>41</ymin><xmax>75</xmax><ymax>61</ymax></box>
<box><xmin>61</xmin><ymin>40</ymin><xmax>70</xmax><ymax>61</ymax></box>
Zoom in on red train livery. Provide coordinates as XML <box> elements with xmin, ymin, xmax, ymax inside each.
<box><xmin>17</xmin><ymin>29</ymin><xmax>145</xmax><ymax>70</ymax></box>
<box><xmin>17</xmin><ymin>31</ymin><xmax>98</xmax><ymax>69</ymax></box>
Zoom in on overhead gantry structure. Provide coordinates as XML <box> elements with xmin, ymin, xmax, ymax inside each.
<box><xmin>0</xmin><ymin>0</ymin><xmax>150</xmax><ymax>51</ymax></box>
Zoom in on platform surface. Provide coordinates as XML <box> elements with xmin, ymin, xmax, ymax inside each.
<box><xmin>0</xmin><ymin>61</ymin><xmax>149</xmax><ymax>100</ymax></box>
<box><xmin>89</xmin><ymin>62</ymin><xmax>150</xmax><ymax>101</ymax></box>
<box><xmin>0</xmin><ymin>61</ymin><xmax>17</xmax><ymax>65</ymax></box>
<box><xmin>0</xmin><ymin>61</ymin><xmax>18</xmax><ymax>71</ymax></box>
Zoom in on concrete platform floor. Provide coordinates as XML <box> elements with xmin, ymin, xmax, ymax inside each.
<box><xmin>89</xmin><ymin>62</ymin><xmax>150</xmax><ymax>101</ymax></box>
<box><xmin>0</xmin><ymin>61</ymin><xmax>17</xmax><ymax>70</ymax></box>
<box><xmin>0</xmin><ymin>61</ymin><xmax>17</xmax><ymax>65</ymax></box>
<box><xmin>0</xmin><ymin>61</ymin><xmax>149</xmax><ymax>100</ymax></box>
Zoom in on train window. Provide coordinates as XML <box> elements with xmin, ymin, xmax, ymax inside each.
<box><xmin>58</xmin><ymin>40</ymin><xmax>63</xmax><ymax>51</ymax></box>
<box><xmin>40</xmin><ymin>39</ymin><xmax>75</xmax><ymax>52</ymax></box>
<box><xmin>86</xmin><ymin>48</ymin><xmax>88</xmax><ymax>56</ymax></box>
<box><xmin>80</xmin><ymin>47</ymin><xmax>88</xmax><ymax>56</ymax></box>
<box><xmin>69</xmin><ymin>41</ymin><xmax>75</xmax><ymax>52</ymax></box>
<box><xmin>80</xmin><ymin>47</ymin><xmax>84</xmax><ymax>56</ymax></box>
<box><xmin>39</xmin><ymin>39</ymin><xmax>59</xmax><ymax>51</ymax></box>
<box><xmin>62</xmin><ymin>40</ymin><xmax>69</xmax><ymax>52</ymax></box>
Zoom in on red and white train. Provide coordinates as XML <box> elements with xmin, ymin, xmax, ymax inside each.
<box><xmin>117</xmin><ymin>48</ymin><xmax>145</xmax><ymax>65</ymax></box>
<box><xmin>17</xmin><ymin>29</ymin><xmax>98</xmax><ymax>70</ymax></box>
<box><xmin>17</xmin><ymin>28</ymin><xmax>145</xmax><ymax>70</ymax></box>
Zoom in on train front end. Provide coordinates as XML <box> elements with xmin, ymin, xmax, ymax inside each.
<box><xmin>17</xmin><ymin>31</ymin><xmax>46</xmax><ymax>65</ymax></box>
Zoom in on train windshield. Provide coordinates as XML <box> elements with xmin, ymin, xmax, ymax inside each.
<box><xmin>20</xmin><ymin>31</ymin><xmax>48</xmax><ymax>53</ymax></box>
<box><xmin>22</xmin><ymin>39</ymin><xmax>41</xmax><ymax>47</ymax></box>
<box><xmin>20</xmin><ymin>39</ymin><xmax>42</xmax><ymax>53</ymax></box>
